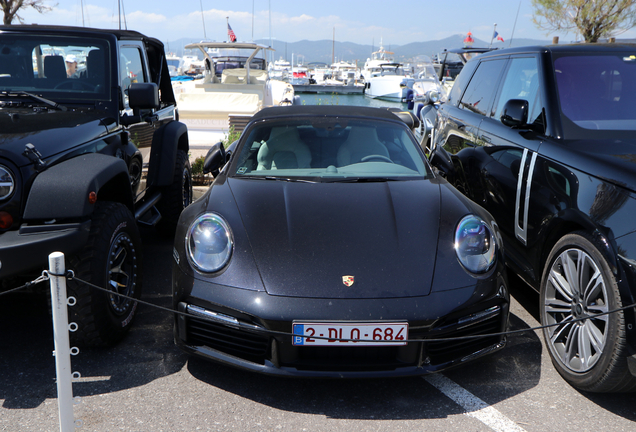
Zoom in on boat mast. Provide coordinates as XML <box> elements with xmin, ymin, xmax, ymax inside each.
<box><xmin>117</xmin><ymin>0</ymin><xmax>128</xmax><ymax>30</ymax></box>
<box><xmin>332</xmin><ymin>27</ymin><xmax>335</xmax><ymax>65</ymax></box>
<box><xmin>200</xmin><ymin>0</ymin><xmax>207</xmax><ymax>40</ymax></box>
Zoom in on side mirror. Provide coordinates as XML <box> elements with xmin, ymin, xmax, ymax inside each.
<box><xmin>500</xmin><ymin>99</ymin><xmax>529</xmax><ymax>128</ymax></box>
<box><xmin>128</xmin><ymin>83</ymin><xmax>160</xmax><ymax>110</ymax></box>
<box><xmin>203</xmin><ymin>141</ymin><xmax>226</xmax><ymax>175</ymax></box>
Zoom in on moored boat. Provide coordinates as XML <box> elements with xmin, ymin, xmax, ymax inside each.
<box><xmin>172</xmin><ymin>42</ymin><xmax>295</xmax><ymax>132</ymax></box>
<box><xmin>362</xmin><ymin>43</ymin><xmax>413</xmax><ymax>101</ymax></box>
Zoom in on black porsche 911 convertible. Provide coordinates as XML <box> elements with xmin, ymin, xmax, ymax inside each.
<box><xmin>172</xmin><ymin>105</ymin><xmax>510</xmax><ymax>377</ymax></box>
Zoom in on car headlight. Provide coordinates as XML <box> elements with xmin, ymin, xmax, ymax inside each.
<box><xmin>455</xmin><ymin>215</ymin><xmax>496</xmax><ymax>274</ymax></box>
<box><xmin>0</xmin><ymin>165</ymin><xmax>15</xmax><ymax>200</ymax></box>
<box><xmin>186</xmin><ymin>213</ymin><xmax>233</xmax><ymax>273</ymax></box>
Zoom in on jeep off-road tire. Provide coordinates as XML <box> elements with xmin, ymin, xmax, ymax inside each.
<box><xmin>541</xmin><ymin>231</ymin><xmax>636</xmax><ymax>392</ymax></box>
<box><xmin>67</xmin><ymin>201</ymin><xmax>142</xmax><ymax>347</ymax></box>
<box><xmin>156</xmin><ymin>149</ymin><xmax>192</xmax><ymax>235</ymax></box>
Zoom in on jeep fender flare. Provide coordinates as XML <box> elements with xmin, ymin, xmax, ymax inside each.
<box><xmin>146</xmin><ymin>120</ymin><xmax>189</xmax><ymax>188</ymax></box>
<box><xmin>24</xmin><ymin>153</ymin><xmax>133</xmax><ymax>220</ymax></box>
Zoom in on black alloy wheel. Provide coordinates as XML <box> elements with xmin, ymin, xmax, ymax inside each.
<box><xmin>67</xmin><ymin>201</ymin><xmax>143</xmax><ymax>347</ymax></box>
<box><xmin>541</xmin><ymin>232</ymin><xmax>636</xmax><ymax>392</ymax></box>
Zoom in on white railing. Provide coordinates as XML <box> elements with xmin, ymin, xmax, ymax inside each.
<box><xmin>48</xmin><ymin>252</ymin><xmax>82</xmax><ymax>431</ymax></box>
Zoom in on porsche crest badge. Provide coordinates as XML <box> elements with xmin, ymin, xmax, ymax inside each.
<box><xmin>342</xmin><ymin>275</ymin><xmax>354</xmax><ymax>287</ymax></box>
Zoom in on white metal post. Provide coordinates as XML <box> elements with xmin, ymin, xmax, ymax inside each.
<box><xmin>49</xmin><ymin>252</ymin><xmax>75</xmax><ymax>432</ymax></box>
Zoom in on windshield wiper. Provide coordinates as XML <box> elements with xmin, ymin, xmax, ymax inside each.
<box><xmin>236</xmin><ymin>175</ymin><xmax>317</xmax><ymax>183</ymax></box>
<box><xmin>263</xmin><ymin>176</ymin><xmax>317</xmax><ymax>183</ymax></box>
<box><xmin>0</xmin><ymin>90</ymin><xmax>67</xmax><ymax>111</ymax></box>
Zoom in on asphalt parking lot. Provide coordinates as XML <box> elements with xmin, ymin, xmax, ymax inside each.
<box><xmin>1</xmin><ymin>227</ymin><xmax>635</xmax><ymax>432</ymax></box>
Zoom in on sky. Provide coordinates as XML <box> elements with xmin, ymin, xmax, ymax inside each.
<box><xmin>17</xmin><ymin>0</ymin><xmax>636</xmax><ymax>46</ymax></box>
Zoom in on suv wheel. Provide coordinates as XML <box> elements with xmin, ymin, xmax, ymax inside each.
<box><xmin>541</xmin><ymin>232</ymin><xmax>636</xmax><ymax>392</ymax></box>
<box><xmin>156</xmin><ymin>149</ymin><xmax>192</xmax><ymax>235</ymax></box>
<box><xmin>67</xmin><ymin>201</ymin><xmax>142</xmax><ymax>347</ymax></box>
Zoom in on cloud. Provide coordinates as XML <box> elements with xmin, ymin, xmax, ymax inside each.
<box><xmin>126</xmin><ymin>11</ymin><xmax>167</xmax><ymax>25</ymax></box>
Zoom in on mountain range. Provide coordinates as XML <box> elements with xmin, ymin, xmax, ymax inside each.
<box><xmin>164</xmin><ymin>34</ymin><xmax>552</xmax><ymax>64</ymax></box>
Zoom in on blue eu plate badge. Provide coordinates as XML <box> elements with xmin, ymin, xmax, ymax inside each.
<box><xmin>293</xmin><ymin>324</ymin><xmax>305</xmax><ymax>345</ymax></box>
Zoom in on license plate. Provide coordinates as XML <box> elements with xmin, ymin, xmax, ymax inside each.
<box><xmin>292</xmin><ymin>322</ymin><xmax>408</xmax><ymax>346</ymax></box>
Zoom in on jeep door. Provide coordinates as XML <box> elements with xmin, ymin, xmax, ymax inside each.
<box><xmin>118</xmin><ymin>40</ymin><xmax>176</xmax><ymax>198</ymax></box>
<box><xmin>433</xmin><ymin>57</ymin><xmax>507</xmax><ymax>199</ymax></box>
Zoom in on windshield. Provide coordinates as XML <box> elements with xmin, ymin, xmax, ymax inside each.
<box><xmin>232</xmin><ymin>117</ymin><xmax>431</xmax><ymax>181</ymax></box>
<box><xmin>214</xmin><ymin>57</ymin><xmax>266</xmax><ymax>77</ymax></box>
<box><xmin>554</xmin><ymin>52</ymin><xmax>636</xmax><ymax>132</ymax></box>
<box><xmin>0</xmin><ymin>34</ymin><xmax>110</xmax><ymax>101</ymax></box>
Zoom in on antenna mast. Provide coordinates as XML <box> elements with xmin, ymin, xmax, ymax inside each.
<box><xmin>509</xmin><ymin>0</ymin><xmax>522</xmax><ymax>47</ymax></box>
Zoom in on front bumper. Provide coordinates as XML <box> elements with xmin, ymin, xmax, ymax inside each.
<box><xmin>173</xmin><ymin>271</ymin><xmax>509</xmax><ymax>378</ymax></box>
<box><xmin>0</xmin><ymin>221</ymin><xmax>90</xmax><ymax>279</ymax></box>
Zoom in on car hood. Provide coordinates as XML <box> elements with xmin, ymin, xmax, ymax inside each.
<box><xmin>0</xmin><ymin>109</ymin><xmax>109</xmax><ymax>166</ymax></box>
<box><xmin>228</xmin><ymin>178</ymin><xmax>441</xmax><ymax>299</ymax></box>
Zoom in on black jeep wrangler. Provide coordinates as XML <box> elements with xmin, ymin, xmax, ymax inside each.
<box><xmin>0</xmin><ymin>25</ymin><xmax>193</xmax><ymax>346</ymax></box>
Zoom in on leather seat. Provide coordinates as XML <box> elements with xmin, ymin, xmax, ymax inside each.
<box><xmin>44</xmin><ymin>55</ymin><xmax>66</xmax><ymax>81</ymax></box>
<box><xmin>336</xmin><ymin>127</ymin><xmax>389</xmax><ymax>166</ymax></box>
<box><xmin>256</xmin><ymin>127</ymin><xmax>311</xmax><ymax>170</ymax></box>
<box><xmin>86</xmin><ymin>50</ymin><xmax>105</xmax><ymax>83</ymax></box>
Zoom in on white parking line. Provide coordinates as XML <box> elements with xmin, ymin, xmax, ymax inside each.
<box><xmin>424</xmin><ymin>374</ymin><xmax>527</xmax><ymax>432</ymax></box>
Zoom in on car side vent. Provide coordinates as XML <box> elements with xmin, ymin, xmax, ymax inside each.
<box><xmin>186</xmin><ymin>317</ymin><xmax>269</xmax><ymax>364</ymax></box>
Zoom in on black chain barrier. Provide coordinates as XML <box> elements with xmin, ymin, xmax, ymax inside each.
<box><xmin>3</xmin><ymin>270</ymin><xmax>636</xmax><ymax>344</ymax></box>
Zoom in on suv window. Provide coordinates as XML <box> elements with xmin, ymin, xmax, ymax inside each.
<box><xmin>493</xmin><ymin>57</ymin><xmax>541</xmax><ymax>123</ymax></box>
<box><xmin>447</xmin><ymin>58</ymin><xmax>479</xmax><ymax>105</ymax></box>
<box><xmin>119</xmin><ymin>46</ymin><xmax>147</xmax><ymax>108</ymax></box>
<box><xmin>120</xmin><ymin>46</ymin><xmax>147</xmax><ymax>87</ymax></box>
<box><xmin>459</xmin><ymin>59</ymin><xmax>506</xmax><ymax>116</ymax></box>
<box><xmin>554</xmin><ymin>53</ymin><xmax>636</xmax><ymax>131</ymax></box>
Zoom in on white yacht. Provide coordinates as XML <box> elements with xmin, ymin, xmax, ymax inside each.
<box><xmin>362</xmin><ymin>44</ymin><xmax>414</xmax><ymax>101</ymax></box>
<box><xmin>166</xmin><ymin>54</ymin><xmax>184</xmax><ymax>77</ymax></box>
<box><xmin>172</xmin><ymin>42</ymin><xmax>295</xmax><ymax>131</ymax></box>
<box><xmin>330</xmin><ymin>60</ymin><xmax>361</xmax><ymax>85</ymax></box>
<box><xmin>290</xmin><ymin>65</ymin><xmax>310</xmax><ymax>85</ymax></box>
<box><xmin>268</xmin><ymin>57</ymin><xmax>291</xmax><ymax>81</ymax></box>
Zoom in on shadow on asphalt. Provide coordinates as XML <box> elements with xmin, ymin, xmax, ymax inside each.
<box><xmin>0</xmin><ymin>227</ymin><xmax>188</xmax><ymax>409</ymax></box>
<box><xmin>502</xmin><ymin>272</ymin><xmax>636</xmax><ymax>420</ymax></box>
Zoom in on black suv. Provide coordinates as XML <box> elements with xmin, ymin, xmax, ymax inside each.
<box><xmin>430</xmin><ymin>43</ymin><xmax>636</xmax><ymax>392</ymax></box>
<box><xmin>0</xmin><ymin>25</ymin><xmax>192</xmax><ymax>346</ymax></box>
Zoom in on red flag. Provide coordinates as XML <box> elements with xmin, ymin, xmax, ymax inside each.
<box><xmin>228</xmin><ymin>23</ymin><xmax>237</xmax><ymax>42</ymax></box>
